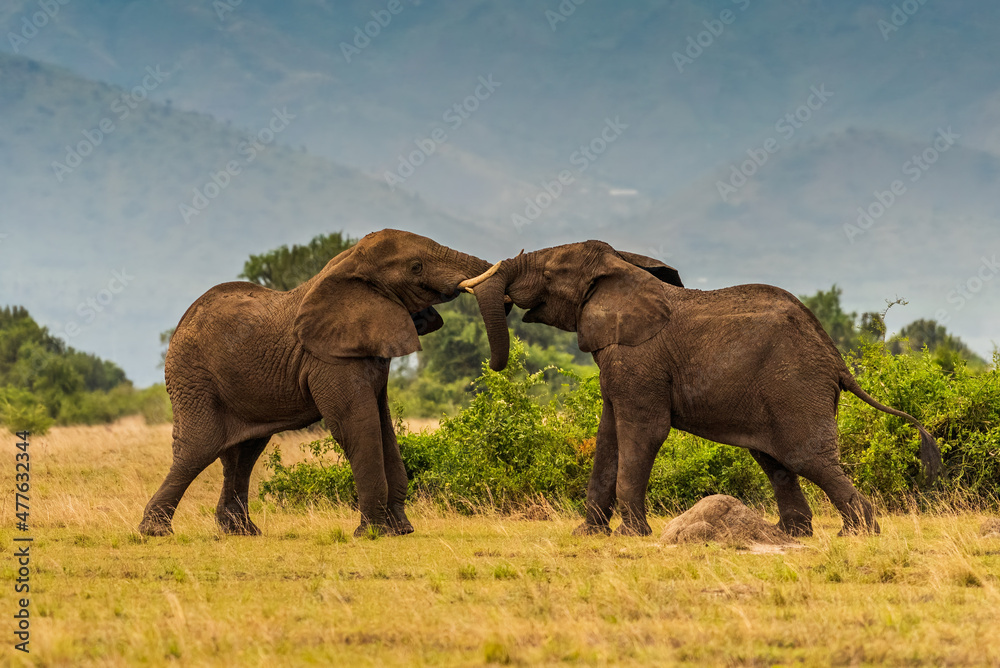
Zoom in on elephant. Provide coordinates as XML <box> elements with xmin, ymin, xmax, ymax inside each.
<box><xmin>139</xmin><ymin>229</ymin><xmax>492</xmax><ymax>538</ymax></box>
<box><xmin>463</xmin><ymin>240</ymin><xmax>942</xmax><ymax>537</ymax></box>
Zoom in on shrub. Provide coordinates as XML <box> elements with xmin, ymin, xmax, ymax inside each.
<box><xmin>840</xmin><ymin>343</ymin><xmax>1000</xmax><ymax>506</ymax></box>
<box><xmin>260</xmin><ymin>339</ymin><xmax>771</xmax><ymax>512</ymax></box>
<box><xmin>259</xmin><ymin>437</ymin><xmax>357</xmax><ymax>507</ymax></box>
<box><xmin>259</xmin><ymin>339</ymin><xmax>1000</xmax><ymax>514</ymax></box>
<box><xmin>0</xmin><ymin>386</ymin><xmax>54</xmax><ymax>435</ymax></box>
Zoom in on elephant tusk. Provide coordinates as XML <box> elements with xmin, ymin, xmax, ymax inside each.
<box><xmin>458</xmin><ymin>260</ymin><xmax>502</xmax><ymax>290</ymax></box>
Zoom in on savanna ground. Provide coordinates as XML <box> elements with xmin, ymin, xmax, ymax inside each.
<box><xmin>2</xmin><ymin>418</ymin><xmax>999</xmax><ymax>667</ymax></box>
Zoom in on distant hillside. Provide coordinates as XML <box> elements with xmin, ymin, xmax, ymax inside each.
<box><xmin>0</xmin><ymin>53</ymin><xmax>482</xmax><ymax>386</ymax></box>
<box><xmin>5</xmin><ymin>0</ymin><xmax>1000</xmax><ymax>221</ymax></box>
<box><xmin>607</xmin><ymin>128</ymin><xmax>1000</xmax><ymax>352</ymax></box>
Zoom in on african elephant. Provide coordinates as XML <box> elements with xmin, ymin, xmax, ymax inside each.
<box><xmin>139</xmin><ymin>229</ymin><xmax>492</xmax><ymax>538</ymax></box>
<box><xmin>464</xmin><ymin>241</ymin><xmax>941</xmax><ymax>537</ymax></box>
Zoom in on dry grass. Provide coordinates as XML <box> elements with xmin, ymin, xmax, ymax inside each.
<box><xmin>2</xmin><ymin>419</ymin><xmax>999</xmax><ymax>666</ymax></box>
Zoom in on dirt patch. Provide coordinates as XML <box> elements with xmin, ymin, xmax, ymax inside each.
<box><xmin>661</xmin><ymin>495</ymin><xmax>794</xmax><ymax>546</ymax></box>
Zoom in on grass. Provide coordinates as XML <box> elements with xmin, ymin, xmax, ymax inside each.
<box><xmin>2</xmin><ymin>419</ymin><xmax>999</xmax><ymax>666</ymax></box>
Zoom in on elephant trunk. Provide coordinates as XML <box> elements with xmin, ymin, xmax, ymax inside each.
<box><xmin>472</xmin><ymin>253</ymin><xmax>526</xmax><ymax>372</ymax></box>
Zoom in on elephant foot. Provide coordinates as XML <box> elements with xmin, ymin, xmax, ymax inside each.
<box><xmin>217</xmin><ymin>512</ymin><xmax>261</xmax><ymax>536</ymax></box>
<box><xmin>138</xmin><ymin>517</ymin><xmax>173</xmax><ymax>537</ymax></box>
<box><xmin>354</xmin><ymin>522</ymin><xmax>388</xmax><ymax>539</ymax></box>
<box><xmin>572</xmin><ymin>522</ymin><xmax>611</xmax><ymax>537</ymax></box>
<box><xmin>387</xmin><ymin>505</ymin><xmax>414</xmax><ymax>536</ymax></box>
<box><xmin>778</xmin><ymin>518</ymin><xmax>813</xmax><ymax>537</ymax></box>
<box><xmin>388</xmin><ymin>522</ymin><xmax>415</xmax><ymax>536</ymax></box>
<box><xmin>613</xmin><ymin>521</ymin><xmax>652</xmax><ymax>537</ymax></box>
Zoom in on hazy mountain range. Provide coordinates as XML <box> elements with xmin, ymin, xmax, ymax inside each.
<box><xmin>1</xmin><ymin>0</ymin><xmax>998</xmax><ymax>385</ymax></box>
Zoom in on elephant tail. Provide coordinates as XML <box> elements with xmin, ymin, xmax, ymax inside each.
<box><xmin>839</xmin><ymin>373</ymin><xmax>942</xmax><ymax>484</ymax></box>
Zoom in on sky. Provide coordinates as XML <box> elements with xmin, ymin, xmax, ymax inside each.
<box><xmin>1</xmin><ymin>0</ymin><xmax>998</xmax><ymax>386</ymax></box>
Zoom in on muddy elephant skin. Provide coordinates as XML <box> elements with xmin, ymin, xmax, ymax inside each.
<box><xmin>469</xmin><ymin>241</ymin><xmax>941</xmax><ymax>537</ymax></box>
<box><xmin>139</xmin><ymin>229</ymin><xmax>492</xmax><ymax>538</ymax></box>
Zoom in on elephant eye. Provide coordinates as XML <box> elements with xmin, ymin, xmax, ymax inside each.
<box><xmin>410</xmin><ymin>259</ymin><xmax>423</xmax><ymax>274</ymax></box>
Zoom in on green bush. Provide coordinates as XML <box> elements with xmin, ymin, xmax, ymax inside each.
<box><xmin>648</xmin><ymin>436</ymin><xmax>770</xmax><ymax>513</ymax></box>
<box><xmin>0</xmin><ymin>386</ymin><xmax>54</xmax><ymax>435</ymax></box>
<box><xmin>54</xmin><ymin>383</ymin><xmax>173</xmax><ymax>426</ymax></box>
<box><xmin>259</xmin><ymin>437</ymin><xmax>358</xmax><ymax>507</ymax></box>
<box><xmin>260</xmin><ymin>338</ymin><xmax>999</xmax><ymax>515</ymax></box>
<box><xmin>397</xmin><ymin>340</ymin><xmax>594</xmax><ymax>511</ymax></box>
<box><xmin>260</xmin><ymin>339</ymin><xmax>770</xmax><ymax>512</ymax></box>
<box><xmin>840</xmin><ymin>343</ymin><xmax>1000</xmax><ymax>506</ymax></box>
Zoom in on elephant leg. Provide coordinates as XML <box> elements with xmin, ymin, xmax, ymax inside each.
<box><xmin>216</xmin><ymin>437</ymin><xmax>270</xmax><ymax>536</ymax></box>
<box><xmin>612</xmin><ymin>412</ymin><xmax>671</xmax><ymax>537</ymax></box>
<box><xmin>377</xmin><ymin>385</ymin><xmax>413</xmax><ymax>536</ymax></box>
<box><xmin>139</xmin><ymin>438</ymin><xmax>221</xmax><ymax>536</ymax></box>
<box><xmin>312</xmin><ymin>380</ymin><xmax>390</xmax><ymax>537</ymax></box>
<box><xmin>787</xmin><ymin>432</ymin><xmax>879</xmax><ymax>535</ymax></box>
<box><xmin>749</xmin><ymin>449</ymin><xmax>813</xmax><ymax>536</ymax></box>
<box><xmin>573</xmin><ymin>399</ymin><xmax>618</xmax><ymax>536</ymax></box>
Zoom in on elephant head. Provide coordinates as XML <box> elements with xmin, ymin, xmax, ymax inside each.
<box><xmin>464</xmin><ymin>242</ymin><xmax>683</xmax><ymax>371</ymax></box>
<box><xmin>294</xmin><ymin>229</ymin><xmax>492</xmax><ymax>362</ymax></box>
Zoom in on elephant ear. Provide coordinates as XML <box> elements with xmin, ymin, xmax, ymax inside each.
<box><xmin>410</xmin><ymin>306</ymin><xmax>444</xmax><ymax>336</ymax></box>
<box><xmin>577</xmin><ymin>255</ymin><xmax>673</xmax><ymax>353</ymax></box>
<box><xmin>615</xmin><ymin>250</ymin><xmax>684</xmax><ymax>287</ymax></box>
<box><xmin>294</xmin><ymin>275</ymin><xmax>420</xmax><ymax>362</ymax></box>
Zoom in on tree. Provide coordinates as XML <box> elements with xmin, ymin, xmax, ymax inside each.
<box><xmin>799</xmin><ymin>285</ymin><xmax>862</xmax><ymax>352</ymax></box>
<box><xmin>888</xmin><ymin>319</ymin><xmax>987</xmax><ymax>372</ymax></box>
<box><xmin>0</xmin><ymin>305</ymin><xmax>137</xmax><ymax>431</ymax></box>
<box><xmin>239</xmin><ymin>232</ymin><xmax>357</xmax><ymax>290</ymax></box>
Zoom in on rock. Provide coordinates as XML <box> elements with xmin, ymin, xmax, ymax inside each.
<box><xmin>661</xmin><ymin>495</ymin><xmax>792</xmax><ymax>546</ymax></box>
<box><xmin>980</xmin><ymin>518</ymin><xmax>1000</xmax><ymax>537</ymax></box>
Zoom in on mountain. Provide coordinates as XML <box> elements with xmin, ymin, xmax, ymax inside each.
<box><xmin>0</xmin><ymin>53</ymin><xmax>482</xmax><ymax>385</ymax></box>
<box><xmin>5</xmin><ymin>0</ymin><xmax>1000</xmax><ymax>220</ymax></box>
<box><xmin>1</xmin><ymin>1</ymin><xmax>998</xmax><ymax>383</ymax></box>
<box><xmin>605</xmin><ymin>128</ymin><xmax>1000</xmax><ymax>355</ymax></box>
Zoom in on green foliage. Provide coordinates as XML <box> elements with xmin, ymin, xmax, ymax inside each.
<box><xmin>239</xmin><ymin>232</ymin><xmax>357</xmax><ymax>291</ymax></box>
<box><xmin>0</xmin><ymin>305</ymin><xmax>170</xmax><ymax>430</ymax></box>
<box><xmin>887</xmin><ymin>318</ymin><xmax>988</xmax><ymax>372</ymax></box>
<box><xmin>648</xmin><ymin>436</ymin><xmax>770</xmax><ymax>513</ymax></box>
<box><xmin>799</xmin><ymin>287</ymin><xmax>986</xmax><ymax>372</ymax></box>
<box><xmin>0</xmin><ymin>386</ymin><xmax>54</xmax><ymax>435</ymax></box>
<box><xmin>263</xmin><ymin>336</ymin><xmax>999</xmax><ymax>515</ymax></box>
<box><xmin>397</xmin><ymin>339</ymin><xmax>594</xmax><ymax>511</ymax></box>
<box><xmin>261</xmin><ymin>340</ymin><xmax>769</xmax><ymax>512</ymax></box>
<box><xmin>389</xmin><ymin>297</ymin><xmax>596</xmax><ymax>418</ymax></box>
<box><xmin>839</xmin><ymin>343</ymin><xmax>1000</xmax><ymax>505</ymax></box>
<box><xmin>259</xmin><ymin>437</ymin><xmax>358</xmax><ymax>507</ymax></box>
